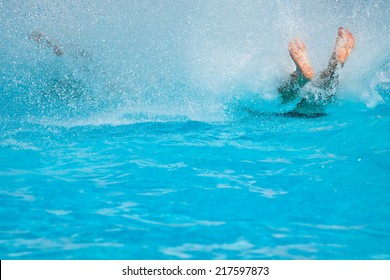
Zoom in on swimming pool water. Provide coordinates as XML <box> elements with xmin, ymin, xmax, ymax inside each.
<box><xmin>1</xmin><ymin>104</ymin><xmax>389</xmax><ymax>259</ymax></box>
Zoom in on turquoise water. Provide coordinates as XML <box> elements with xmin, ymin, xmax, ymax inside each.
<box><xmin>1</xmin><ymin>0</ymin><xmax>390</xmax><ymax>259</ymax></box>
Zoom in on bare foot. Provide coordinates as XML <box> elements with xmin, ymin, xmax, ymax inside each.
<box><xmin>333</xmin><ymin>27</ymin><xmax>355</xmax><ymax>65</ymax></box>
<box><xmin>288</xmin><ymin>38</ymin><xmax>315</xmax><ymax>80</ymax></box>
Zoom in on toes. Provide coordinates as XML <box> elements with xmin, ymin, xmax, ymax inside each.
<box><xmin>296</xmin><ymin>38</ymin><xmax>306</xmax><ymax>51</ymax></box>
<box><xmin>288</xmin><ymin>40</ymin><xmax>295</xmax><ymax>53</ymax></box>
<box><xmin>290</xmin><ymin>38</ymin><xmax>298</xmax><ymax>47</ymax></box>
<box><xmin>338</xmin><ymin>27</ymin><xmax>345</xmax><ymax>38</ymax></box>
<box><xmin>288</xmin><ymin>38</ymin><xmax>299</xmax><ymax>56</ymax></box>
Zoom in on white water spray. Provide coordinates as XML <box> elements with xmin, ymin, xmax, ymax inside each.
<box><xmin>0</xmin><ymin>0</ymin><xmax>389</xmax><ymax>124</ymax></box>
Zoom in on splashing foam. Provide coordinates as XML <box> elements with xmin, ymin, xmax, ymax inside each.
<box><xmin>0</xmin><ymin>0</ymin><xmax>389</xmax><ymax>125</ymax></box>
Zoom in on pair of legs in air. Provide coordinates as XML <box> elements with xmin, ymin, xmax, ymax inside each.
<box><xmin>278</xmin><ymin>27</ymin><xmax>355</xmax><ymax>117</ymax></box>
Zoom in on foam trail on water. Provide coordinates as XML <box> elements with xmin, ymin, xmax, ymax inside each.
<box><xmin>0</xmin><ymin>0</ymin><xmax>389</xmax><ymax>125</ymax></box>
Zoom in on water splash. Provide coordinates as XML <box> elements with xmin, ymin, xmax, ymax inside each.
<box><xmin>0</xmin><ymin>0</ymin><xmax>389</xmax><ymax>125</ymax></box>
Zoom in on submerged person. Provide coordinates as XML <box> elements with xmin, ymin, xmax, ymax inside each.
<box><xmin>278</xmin><ymin>27</ymin><xmax>355</xmax><ymax>117</ymax></box>
<box><xmin>27</xmin><ymin>31</ymin><xmax>90</xmax><ymax>102</ymax></box>
<box><xmin>28</xmin><ymin>30</ymin><xmax>64</xmax><ymax>56</ymax></box>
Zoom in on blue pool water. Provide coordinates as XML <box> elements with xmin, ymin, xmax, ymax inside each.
<box><xmin>1</xmin><ymin>0</ymin><xmax>390</xmax><ymax>259</ymax></box>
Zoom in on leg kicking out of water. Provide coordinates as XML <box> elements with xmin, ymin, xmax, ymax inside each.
<box><xmin>278</xmin><ymin>38</ymin><xmax>315</xmax><ymax>104</ymax></box>
<box><xmin>29</xmin><ymin>30</ymin><xmax>64</xmax><ymax>56</ymax></box>
<box><xmin>278</xmin><ymin>27</ymin><xmax>355</xmax><ymax>117</ymax></box>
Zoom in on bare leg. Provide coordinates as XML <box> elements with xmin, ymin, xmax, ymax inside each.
<box><xmin>292</xmin><ymin>27</ymin><xmax>355</xmax><ymax>115</ymax></box>
<box><xmin>278</xmin><ymin>38</ymin><xmax>315</xmax><ymax>103</ymax></box>
<box><xmin>29</xmin><ymin>30</ymin><xmax>64</xmax><ymax>56</ymax></box>
<box><xmin>317</xmin><ymin>27</ymin><xmax>355</xmax><ymax>91</ymax></box>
